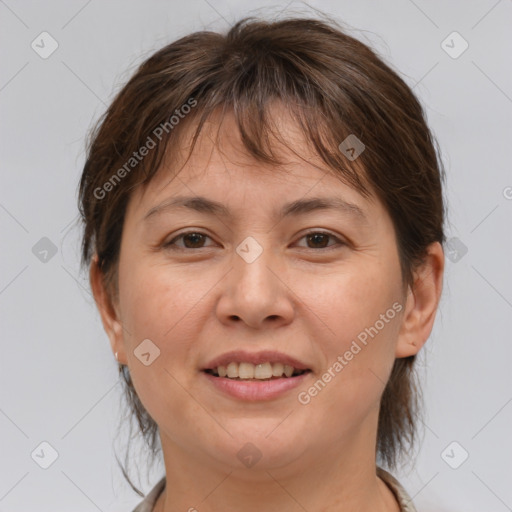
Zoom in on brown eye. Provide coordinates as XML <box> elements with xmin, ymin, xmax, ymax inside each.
<box><xmin>297</xmin><ymin>231</ymin><xmax>345</xmax><ymax>250</ymax></box>
<box><xmin>165</xmin><ymin>231</ymin><xmax>213</xmax><ymax>250</ymax></box>
<box><xmin>306</xmin><ymin>233</ymin><xmax>330</xmax><ymax>248</ymax></box>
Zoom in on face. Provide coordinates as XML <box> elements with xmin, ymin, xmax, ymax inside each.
<box><xmin>104</xmin><ymin>107</ymin><xmax>413</xmax><ymax>475</ymax></box>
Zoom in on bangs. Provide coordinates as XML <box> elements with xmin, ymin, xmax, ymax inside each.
<box><xmin>126</xmin><ymin>31</ymin><xmax>375</xmax><ymax>200</ymax></box>
<box><xmin>146</xmin><ymin>98</ymin><xmax>373</xmax><ymax>201</ymax></box>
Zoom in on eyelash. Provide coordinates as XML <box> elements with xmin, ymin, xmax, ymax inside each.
<box><xmin>163</xmin><ymin>230</ymin><xmax>346</xmax><ymax>251</ymax></box>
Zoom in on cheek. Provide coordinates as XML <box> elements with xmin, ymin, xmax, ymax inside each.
<box><xmin>116</xmin><ymin>262</ymin><xmax>205</xmax><ymax>424</ymax></box>
<box><xmin>298</xmin><ymin>275</ymin><xmax>401</xmax><ymax>435</ymax></box>
<box><xmin>309</xmin><ymin>264</ymin><xmax>400</xmax><ymax>337</ymax></box>
<box><xmin>119</xmin><ymin>260</ymin><xmax>205</xmax><ymax>342</ymax></box>
<box><xmin>303</xmin><ymin>261</ymin><xmax>402</xmax><ymax>384</ymax></box>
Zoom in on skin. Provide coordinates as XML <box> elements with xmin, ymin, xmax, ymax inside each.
<box><xmin>91</xmin><ymin>105</ymin><xmax>444</xmax><ymax>512</ymax></box>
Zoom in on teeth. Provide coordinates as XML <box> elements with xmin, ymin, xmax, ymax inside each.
<box><xmin>239</xmin><ymin>362</ymin><xmax>255</xmax><ymax>379</ymax></box>
<box><xmin>283</xmin><ymin>364</ymin><xmax>294</xmax><ymax>377</ymax></box>
<box><xmin>226</xmin><ymin>362</ymin><xmax>239</xmax><ymax>378</ymax></box>
<box><xmin>272</xmin><ymin>362</ymin><xmax>284</xmax><ymax>377</ymax></box>
<box><xmin>213</xmin><ymin>362</ymin><xmax>302</xmax><ymax>379</ymax></box>
<box><xmin>255</xmin><ymin>362</ymin><xmax>273</xmax><ymax>379</ymax></box>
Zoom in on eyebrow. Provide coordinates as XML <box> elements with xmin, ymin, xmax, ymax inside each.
<box><xmin>143</xmin><ymin>195</ymin><xmax>369</xmax><ymax>225</ymax></box>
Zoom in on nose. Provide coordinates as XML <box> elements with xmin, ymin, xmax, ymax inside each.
<box><xmin>215</xmin><ymin>238</ymin><xmax>295</xmax><ymax>330</ymax></box>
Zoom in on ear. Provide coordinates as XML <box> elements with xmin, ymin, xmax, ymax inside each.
<box><xmin>395</xmin><ymin>241</ymin><xmax>445</xmax><ymax>358</ymax></box>
<box><xmin>89</xmin><ymin>254</ymin><xmax>127</xmax><ymax>364</ymax></box>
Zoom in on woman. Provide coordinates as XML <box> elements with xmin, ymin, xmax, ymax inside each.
<box><xmin>79</xmin><ymin>15</ymin><xmax>445</xmax><ymax>512</ymax></box>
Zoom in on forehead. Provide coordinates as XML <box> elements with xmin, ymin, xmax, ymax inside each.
<box><xmin>127</xmin><ymin>104</ymin><xmax>377</xmax><ymax>220</ymax></box>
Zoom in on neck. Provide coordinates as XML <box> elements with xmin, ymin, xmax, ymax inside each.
<box><xmin>154</xmin><ymin>420</ymin><xmax>400</xmax><ymax>512</ymax></box>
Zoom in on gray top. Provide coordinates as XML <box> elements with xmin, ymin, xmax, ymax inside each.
<box><xmin>132</xmin><ymin>467</ymin><xmax>417</xmax><ymax>511</ymax></box>
<box><xmin>377</xmin><ymin>467</ymin><xmax>418</xmax><ymax>512</ymax></box>
<box><xmin>131</xmin><ymin>476</ymin><xmax>165</xmax><ymax>512</ymax></box>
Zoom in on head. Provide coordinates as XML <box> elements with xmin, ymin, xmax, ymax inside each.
<box><xmin>79</xmin><ymin>16</ymin><xmax>445</xmax><ymax>493</ymax></box>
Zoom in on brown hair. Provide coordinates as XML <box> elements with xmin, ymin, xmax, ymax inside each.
<box><xmin>78</xmin><ymin>15</ymin><xmax>446</xmax><ymax>494</ymax></box>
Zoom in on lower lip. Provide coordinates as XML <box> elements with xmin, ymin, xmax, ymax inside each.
<box><xmin>201</xmin><ymin>370</ymin><xmax>311</xmax><ymax>401</ymax></box>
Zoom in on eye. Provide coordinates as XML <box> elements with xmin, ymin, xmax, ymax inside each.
<box><xmin>164</xmin><ymin>231</ymin><xmax>214</xmax><ymax>250</ymax></box>
<box><xmin>163</xmin><ymin>230</ymin><xmax>346</xmax><ymax>251</ymax></box>
<box><xmin>296</xmin><ymin>231</ymin><xmax>346</xmax><ymax>250</ymax></box>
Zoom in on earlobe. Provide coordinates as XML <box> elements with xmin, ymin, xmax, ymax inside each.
<box><xmin>395</xmin><ymin>242</ymin><xmax>445</xmax><ymax>359</ymax></box>
<box><xmin>89</xmin><ymin>254</ymin><xmax>127</xmax><ymax>364</ymax></box>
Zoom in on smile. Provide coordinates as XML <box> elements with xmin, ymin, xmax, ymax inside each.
<box><xmin>201</xmin><ymin>368</ymin><xmax>312</xmax><ymax>401</ymax></box>
<box><xmin>205</xmin><ymin>361</ymin><xmax>309</xmax><ymax>380</ymax></box>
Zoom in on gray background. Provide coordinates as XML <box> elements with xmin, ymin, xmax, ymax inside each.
<box><xmin>1</xmin><ymin>0</ymin><xmax>511</xmax><ymax>510</ymax></box>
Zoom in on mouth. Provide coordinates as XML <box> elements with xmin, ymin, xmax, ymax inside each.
<box><xmin>201</xmin><ymin>364</ymin><xmax>312</xmax><ymax>401</ymax></box>
<box><xmin>203</xmin><ymin>363</ymin><xmax>312</xmax><ymax>381</ymax></box>
<box><xmin>200</xmin><ymin>351</ymin><xmax>313</xmax><ymax>400</ymax></box>
<box><xmin>202</xmin><ymin>350</ymin><xmax>312</xmax><ymax>377</ymax></box>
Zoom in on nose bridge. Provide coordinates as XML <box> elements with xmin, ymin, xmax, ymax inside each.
<box><xmin>217</xmin><ymin>233</ymin><xmax>293</xmax><ymax>327</ymax></box>
<box><xmin>233</xmin><ymin>234</ymin><xmax>277</xmax><ymax>299</ymax></box>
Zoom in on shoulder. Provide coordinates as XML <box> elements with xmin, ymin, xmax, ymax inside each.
<box><xmin>131</xmin><ymin>476</ymin><xmax>166</xmax><ymax>512</ymax></box>
<box><xmin>377</xmin><ymin>467</ymin><xmax>417</xmax><ymax>512</ymax></box>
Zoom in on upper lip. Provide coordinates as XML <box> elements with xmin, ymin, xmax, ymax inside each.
<box><xmin>202</xmin><ymin>350</ymin><xmax>311</xmax><ymax>371</ymax></box>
